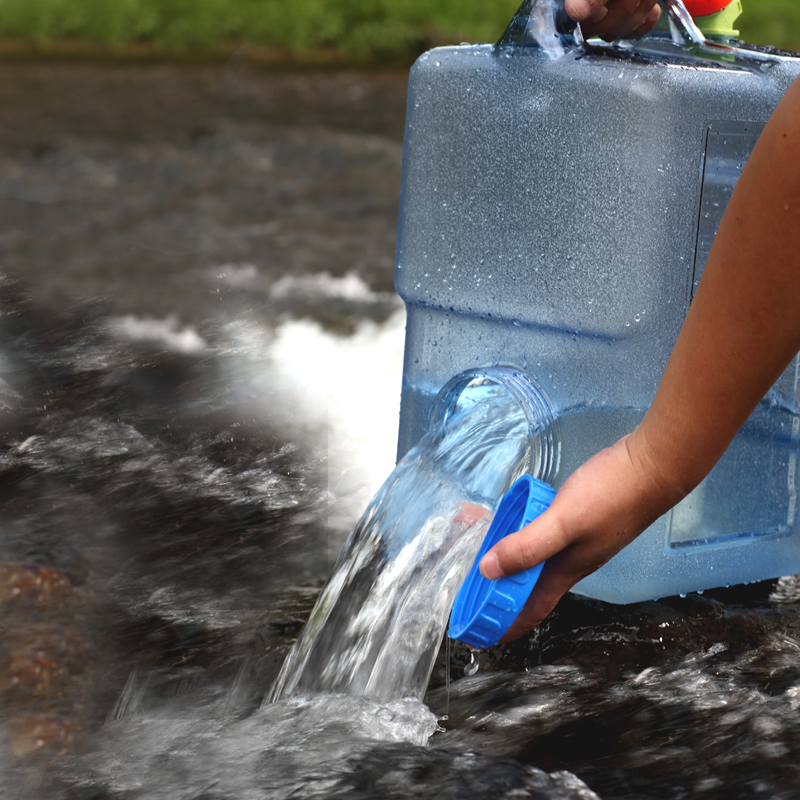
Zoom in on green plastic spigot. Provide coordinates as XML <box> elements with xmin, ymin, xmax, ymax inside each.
<box><xmin>683</xmin><ymin>0</ymin><xmax>743</xmax><ymax>42</ymax></box>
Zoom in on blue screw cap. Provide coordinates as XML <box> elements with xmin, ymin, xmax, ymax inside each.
<box><xmin>448</xmin><ymin>475</ymin><xmax>556</xmax><ymax>649</ymax></box>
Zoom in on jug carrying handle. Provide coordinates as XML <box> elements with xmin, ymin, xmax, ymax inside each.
<box><xmin>499</xmin><ymin>0</ymin><xmax>707</xmax><ymax>54</ymax></box>
<box><xmin>659</xmin><ymin>0</ymin><xmax>706</xmax><ymax>46</ymax></box>
<box><xmin>495</xmin><ymin>0</ymin><xmax>778</xmax><ymax>75</ymax></box>
<box><xmin>557</xmin><ymin>0</ymin><xmax>706</xmax><ymax>45</ymax></box>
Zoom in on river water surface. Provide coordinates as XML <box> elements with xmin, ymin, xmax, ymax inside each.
<box><xmin>1</xmin><ymin>60</ymin><xmax>800</xmax><ymax>800</ymax></box>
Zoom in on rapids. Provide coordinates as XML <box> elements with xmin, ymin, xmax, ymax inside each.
<box><xmin>0</xmin><ymin>61</ymin><xmax>799</xmax><ymax>800</ymax></box>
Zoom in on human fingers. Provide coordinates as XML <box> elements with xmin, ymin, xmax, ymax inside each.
<box><xmin>564</xmin><ymin>0</ymin><xmax>613</xmax><ymax>22</ymax></box>
<box><xmin>497</xmin><ymin>522</ymin><xmax>632</xmax><ymax>642</ymax></box>
<box><xmin>479</xmin><ymin>510</ymin><xmax>583</xmax><ymax>643</ymax></box>
<box><xmin>451</xmin><ymin>502</ymin><xmax>491</xmax><ymax>530</ymax></box>
<box><xmin>581</xmin><ymin>0</ymin><xmax>661</xmax><ymax>41</ymax></box>
<box><xmin>478</xmin><ymin>505</ymin><xmax>570</xmax><ymax>581</ymax></box>
<box><xmin>498</xmin><ymin>552</ymin><xmax>583</xmax><ymax>642</ymax></box>
<box><xmin>624</xmin><ymin>5</ymin><xmax>662</xmax><ymax>40</ymax></box>
<box><xmin>478</xmin><ymin>442</ymin><xmax>638</xmax><ymax>582</ymax></box>
<box><xmin>481</xmin><ymin>433</ymin><xmax>681</xmax><ymax>642</ymax></box>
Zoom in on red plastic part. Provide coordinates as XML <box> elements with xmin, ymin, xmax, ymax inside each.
<box><xmin>682</xmin><ymin>0</ymin><xmax>732</xmax><ymax>16</ymax></box>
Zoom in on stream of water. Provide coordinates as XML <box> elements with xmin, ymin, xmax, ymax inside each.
<box><xmin>270</xmin><ymin>381</ymin><xmax>534</xmax><ymax>701</ymax></box>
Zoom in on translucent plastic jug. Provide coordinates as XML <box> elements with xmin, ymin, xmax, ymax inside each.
<box><xmin>394</xmin><ymin>0</ymin><xmax>800</xmax><ymax>603</ymax></box>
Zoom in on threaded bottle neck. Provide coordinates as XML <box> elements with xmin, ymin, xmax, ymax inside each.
<box><xmin>428</xmin><ymin>366</ymin><xmax>561</xmax><ymax>487</ymax></box>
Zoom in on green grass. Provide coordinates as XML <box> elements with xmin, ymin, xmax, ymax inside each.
<box><xmin>739</xmin><ymin>0</ymin><xmax>800</xmax><ymax>51</ymax></box>
<box><xmin>0</xmin><ymin>0</ymin><xmax>521</xmax><ymax>55</ymax></box>
<box><xmin>0</xmin><ymin>0</ymin><xmax>796</xmax><ymax>57</ymax></box>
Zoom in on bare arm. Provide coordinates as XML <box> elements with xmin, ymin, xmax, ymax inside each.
<box><xmin>481</xmin><ymin>74</ymin><xmax>800</xmax><ymax>642</ymax></box>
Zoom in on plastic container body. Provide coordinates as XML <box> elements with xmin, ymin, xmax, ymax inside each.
<box><xmin>394</xmin><ymin>7</ymin><xmax>800</xmax><ymax>603</ymax></box>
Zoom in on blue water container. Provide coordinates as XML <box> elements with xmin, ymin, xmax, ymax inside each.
<box><xmin>394</xmin><ymin>0</ymin><xmax>800</xmax><ymax>603</ymax></box>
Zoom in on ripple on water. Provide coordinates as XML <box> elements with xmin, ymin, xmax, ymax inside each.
<box><xmin>81</xmin><ymin>693</ymin><xmax>596</xmax><ymax>800</ymax></box>
<box><xmin>3</xmin><ymin>269</ymin><xmax>800</xmax><ymax>799</ymax></box>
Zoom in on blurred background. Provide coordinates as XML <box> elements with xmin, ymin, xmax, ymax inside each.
<box><xmin>0</xmin><ymin>0</ymin><xmax>796</xmax><ymax>59</ymax></box>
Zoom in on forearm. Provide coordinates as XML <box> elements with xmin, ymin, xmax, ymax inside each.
<box><xmin>635</xmin><ymin>73</ymin><xmax>800</xmax><ymax>497</ymax></box>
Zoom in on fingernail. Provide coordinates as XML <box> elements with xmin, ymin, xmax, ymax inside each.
<box><xmin>564</xmin><ymin>0</ymin><xmax>592</xmax><ymax>21</ymax></box>
<box><xmin>479</xmin><ymin>552</ymin><xmax>503</xmax><ymax>580</ymax></box>
<box><xmin>647</xmin><ymin>6</ymin><xmax>660</xmax><ymax>23</ymax></box>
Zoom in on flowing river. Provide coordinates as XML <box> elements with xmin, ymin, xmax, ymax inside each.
<box><xmin>0</xmin><ymin>60</ymin><xmax>799</xmax><ymax>800</ymax></box>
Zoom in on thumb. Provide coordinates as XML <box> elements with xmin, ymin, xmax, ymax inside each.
<box><xmin>479</xmin><ymin>509</ymin><xmax>569</xmax><ymax>579</ymax></box>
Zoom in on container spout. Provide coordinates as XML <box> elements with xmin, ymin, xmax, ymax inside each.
<box><xmin>683</xmin><ymin>0</ymin><xmax>743</xmax><ymax>42</ymax></box>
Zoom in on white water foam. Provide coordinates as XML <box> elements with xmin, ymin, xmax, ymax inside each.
<box><xmin>107</xmin><ymin>272</ymin><xmax>406</xmax><ymax>553</ymax></box>
<box><xmin>212</xmin><ymin>269</ymin><xmax>406</xmax><ymax>553</ymax></box>
<box><xmin>269</xmin><ymin>270</ymin><xmax>391</xmax><ymax>304</ymax></box>
<box><xmin>108</xmin><ymin>314</ymin><xmax>207</xmax><ymax>354</ymax></box>
<box><xmin>79</xmin><ymin>694</ymin><xmax>440</xmax><ymax>799</ymax></box>
<box><xmin>269</xmin><ymin>306</ymin><xmax>405</xmax><ymax>514</ymax></box>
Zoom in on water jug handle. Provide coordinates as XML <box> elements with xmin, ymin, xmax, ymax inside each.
<box><xmin>496</xmin><ymin>0</ymin><xmax>584</xmax><ymax>55</ymax></box>
<box><xmin>661</xmin><ymin>0</ymin><xmax>707</xmax><ymax>46</ymax></box>
<box><xmin>553</xmin><ymin>2</ymin><xmax>578</xmax><ymax>37</ymax></box>
<box><xmin>499</xmin><ymin>0</ymin><xmax>707</xmax><ymax>55</ymax></box>
<box><xmin>500</xmin><ymin>0</ymin><xmax>778</xmax><ymax>72</ymax></box>
<box><xmin>559</xmin><ymin>0</ymin><xmax>707</xmax><ymax>47</ymax></box>
<box><xmin>556</xmin><ymin>0</ymin><xmax>706</xmax><ymax>46</ymax></box>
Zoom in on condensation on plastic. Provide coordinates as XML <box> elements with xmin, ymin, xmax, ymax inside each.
<box><xmin>395</xmin><ymin>0</ymin><xmax>800</xmax><ymax>603</ymax></box>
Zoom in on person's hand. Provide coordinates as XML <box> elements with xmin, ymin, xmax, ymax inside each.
<box><xmin>479</xmin><ymin>428</ymin><xmax>684</xmax><ymax>642</ymax></box>
<box><xmin>565</xmin><ymin>0</ymin><xmax>662</xmax><ymax>41</ymax></box>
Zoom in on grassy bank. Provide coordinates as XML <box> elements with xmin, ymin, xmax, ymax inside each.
<box><xmin>0</xmin><ymin>0</ymin><xmax>520</xmax><ymax>57</ymax></box>
<box><xmin>0</xmin><ymin>0</ymin><xmax>796</xmax><ymax>58</ymax></box>
<box><xmin>739</xmin><ymin>0</ymin><xmax>800</xmax><ymax>52</ymax></box>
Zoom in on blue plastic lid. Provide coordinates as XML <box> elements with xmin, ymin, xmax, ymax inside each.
<box><xmin>448</xmin><ymin>475</ymin><xmax>556</xmax><ymax>649</ymax></box>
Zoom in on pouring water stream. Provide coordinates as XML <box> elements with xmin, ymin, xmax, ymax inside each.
<box><xmin>270</xmin><ymin>369</ymin><xmax>559</xmax><ymax>700</ymax></box>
